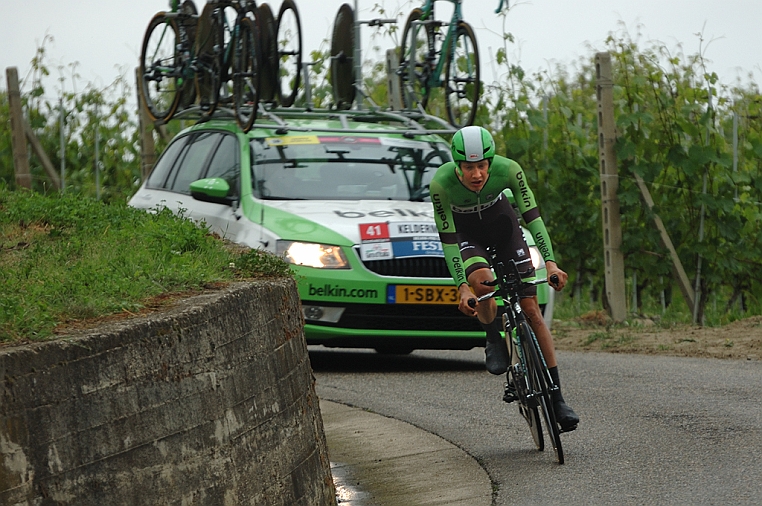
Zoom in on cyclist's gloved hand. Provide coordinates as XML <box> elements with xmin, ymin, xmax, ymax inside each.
<box><xmin>458</xmin><ymin>284</ymin><xmax>477</xmax><ymax>316</ymax></box>
<box><xmin>545</xmin><ymin>261</ymin><xmax>568</xmax><ymax>291</ymax></box>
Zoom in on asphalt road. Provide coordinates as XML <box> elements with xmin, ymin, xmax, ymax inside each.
<box><xmin>311</xmin><ymin>347</ymin><xmax>762</xmax><ymax>505</ymax></box>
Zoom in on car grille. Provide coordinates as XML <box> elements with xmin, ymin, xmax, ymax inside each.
<box><xmin>357</xmin><ymin>253</ymin><xmax>451</xmax><ymax>278</ymax></box>
<box><xmin>308</xmin><ymin>303</ymin><xmax>482</xmax><ymax>332</ymax></box>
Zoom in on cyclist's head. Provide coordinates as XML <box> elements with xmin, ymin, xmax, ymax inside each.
<box><xmin>451</xmin><ymin>126</ymin><xmax>496</xmax><ymax>175</ymax></box>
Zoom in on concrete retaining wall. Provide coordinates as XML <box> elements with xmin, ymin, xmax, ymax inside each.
<box><xmin>0</xmin><ymin>279</ymin><xmax>336</xmax><ymax>505</ymax></box>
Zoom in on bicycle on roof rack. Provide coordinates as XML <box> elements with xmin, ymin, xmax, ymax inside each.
<box><xmin>468</xmin><ymin>254</ymin><xmax>568</xmax><ymax>464</ymax></box>
<box><xmin>139</xmin><ymin>0</ymin><xmax>261</xmax><ymax>130</ymax></box>
<box><xmin>396</xmin><ymin>0</ymin><xmax>507</xmax><ymax>128</ymax></box>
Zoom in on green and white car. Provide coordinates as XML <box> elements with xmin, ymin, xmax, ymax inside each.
<box><xmin>128</xmin><ymin>111</ymin><xmax>552</xmax><ymax>353</ymax></box>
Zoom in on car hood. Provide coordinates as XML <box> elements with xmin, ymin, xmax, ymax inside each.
<box><xmin>260</xmin><ymin>200</ymin><xmax>441</xmax><ymax>256</ymax></box>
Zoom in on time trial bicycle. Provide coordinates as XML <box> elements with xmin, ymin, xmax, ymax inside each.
<box><xmin>469</xmin><ymin>255</ymin><xmax>567</xmax><ymax>464</ymax></box>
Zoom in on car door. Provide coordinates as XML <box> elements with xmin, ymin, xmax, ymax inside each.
<box><xmin>130</xmin><ymin>131</ymin><xmax>246</xmax><ymax>242</ymax></box>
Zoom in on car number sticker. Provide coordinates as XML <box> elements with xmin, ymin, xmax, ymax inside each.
<box><xmin>359</xmin><ymin>222</ymin><xmax>444</xmax><ymax>261</ymax></box>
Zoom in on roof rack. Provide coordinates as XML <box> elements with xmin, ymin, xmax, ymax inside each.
<box><xmin>168</xmin><ymin>103</ymin><xmax>457</xmax><ymax>138</ymax></box>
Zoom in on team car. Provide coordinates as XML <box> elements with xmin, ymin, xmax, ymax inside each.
<box><xmin>128</xmin><ymin>110</ymin><xmax>552</xmax><ymax>353</ymax></box>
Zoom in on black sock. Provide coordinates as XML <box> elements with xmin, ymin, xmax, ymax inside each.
<box><xmin>549</xmin><ymin>366</ymin><xmax>564</xmax><ymax>402</ymax></box>
<box><xmin>479</xmin><ymin>319</ymin><xmax>502</xmax><ymax>341</ymax></box>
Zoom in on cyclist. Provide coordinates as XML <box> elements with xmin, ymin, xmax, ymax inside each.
<box><xmin>430</xmin><ymin>125</ymin><xmax>579</xmax><ymax>430</ymax></box>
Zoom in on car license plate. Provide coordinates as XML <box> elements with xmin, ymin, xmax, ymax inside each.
<box><xmin>388</xmin><ymin>285</ymin><xmax>459</xmax><ymax>304</ymax></box>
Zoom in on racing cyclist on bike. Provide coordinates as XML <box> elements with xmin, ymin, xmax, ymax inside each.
<box><xmin>430</xmin><ymin>125</ymin><xmax>579</xmax><ymax>430</ymax></box>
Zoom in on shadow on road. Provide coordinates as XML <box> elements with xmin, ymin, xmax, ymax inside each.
<box><xmin>308</xmin><ymin>347</ymin><xmax>485</xmax><ymax>373</ymax></box>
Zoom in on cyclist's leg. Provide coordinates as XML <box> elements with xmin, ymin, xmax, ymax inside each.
<box><xmin>464</xmin><ymin>258</ymin><xmax>509</xmax><ymax>375</ymax></box>
<box><xmin>453</xmin><ymin>221</ymin><xmax>509</xmax><ymax>374</ymax></box>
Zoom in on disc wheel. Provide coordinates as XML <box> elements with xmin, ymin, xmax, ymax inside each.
<box><xmin>399</xmin><ymin>8</ymin><xmax>434</xmax><ymax>111</ymax></box>
<box><xmin>257</xmin><ymin>3</ymin><xmax>278</xmax><ymax>104</ymax></box>
<box><xmin>275</xmin><ymin>0</ymin><xmax>303</xmax><ymax>107</ymax></box>
<box><xmin>444</xmin><ymin>21</ymin><xmax>480</xmax><ymax>128</ymax></box>
<box><xmin>140</xmin><ymin>13</ymin><xmax>181</xmax><ymax>122</ymax></box>
<box><xmin>194</xmin><ymin>3</ymin><xmax>223</xmax><ymax>118</ymax></box>
<box><xmin>519</xmin><ymin>321</ymin><xmax>564</xmax><ymax>464</ymax></box>
<box><xmin>330</xmin><ymin>3</ymin><xmax>356</xmax><ymax>110</ymax></box>
<box><xmin>233</xmin><ymin>17</ymin><xmax>260</xmax><ymax>132</ymax></box>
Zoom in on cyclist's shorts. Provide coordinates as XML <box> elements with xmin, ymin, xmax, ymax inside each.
<box><xmin>452</xmin><ymin>193</ymin><xmax>537</xmax><ymax>298</ymax></box>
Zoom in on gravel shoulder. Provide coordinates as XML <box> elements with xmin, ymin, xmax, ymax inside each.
<box><xmin>551</xmin><ymin>312</ymin><xmax>762</xmax><ymax>361</ymax></box>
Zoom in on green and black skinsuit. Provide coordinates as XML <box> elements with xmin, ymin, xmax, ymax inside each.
<box><xmin>430</xmin><ymin>154</ymin><xmax>555</xmax><ymax>294</ymax></box>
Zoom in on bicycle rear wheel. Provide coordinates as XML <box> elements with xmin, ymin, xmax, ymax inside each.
<box><xmin>194</xmin><ymin>3</ymin><xmax>223</xmax><ymax>118</ymax></box>
<box><xmin>257</xmin><ymin>3</ymin><xmax>278</xmax><ymax>104</ymax></box>
<box><xmin>444</xmin><ymin>21</ymin><xmax>479</xmax><ymax>128</ymax></box>
<box><xmin>233</xmin><ymin>16</ymin><xmax>260</xmax><ymax>132</ymax></box>
<box><xmin>399</xmin><ymin>8</ymin><xmax>433</xmax><ymax>111</ymax></box>
<box><xmin>519</xmin><ymin>321</ymin><xmax>564</xmax><ymax>464</ymax></box>
<box><xmin>275</xmin><ymin>0</ymin><xmax>303</xmax><ymax>107</ymax></box>
<box><xmin>140</xmin><ymin>13</ymin><xmax>182</xmax><ymax>121</ymax></box>
<box><xmin>330</xmin><ymin>3</ymin><xmax>356</xmax><ymax>110</ymax></box>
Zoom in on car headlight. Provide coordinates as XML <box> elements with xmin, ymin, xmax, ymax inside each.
<box><xmin>529</xmin><ymin>246</ymin><xmax>546</xmax><ymax>271</ymax></box>
<box><xmin>276</xmin><ymin>241</ymin><xmax>350</xmax><ymax>269</ymax></box>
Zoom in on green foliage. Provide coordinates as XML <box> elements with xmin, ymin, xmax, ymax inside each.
<box><xmin>3</xmin><ymin>18</ymin><xmax>760</xmax><ymax>326</ymax></box>
<box><xmin>1</xmin><ymin>37</ymin><xmax>142</xmax><ymax>202</ymax></box>
<box><xmin>0</xmin><ymin>188</ymin><xmax>291</xmax><ymax>342</ymax></box>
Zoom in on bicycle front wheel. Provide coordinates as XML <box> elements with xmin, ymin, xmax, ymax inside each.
<box><xmin>140</xmin><ymin>13</ymin><xmax>182</xmax><ymax>122</ymax></box>
<box><xmin>519</xmin><ymin>321</ymin><xmax>564</xmax><ymax>464</ymax></box>
<box><xmin>275</xmin><ymin>0</ymin><xmax>303</xmax><ymax>107</ymax></box>
<box><xmin>330</xmin><ymin>3</ymin><xmax>356</xmax><ymax>110</ymax></box>
<box><xmin>399</xmin><ymin>8</ymin><xmax>433</xmax><ymax>111</ymax></box>
<box><xmin>233</xmin><ymin>16</ymin><xmax>260</xmax><ymax>132</ymax></box>
<box><xmin>444</xmin><ymin>21</ymin><xmax>480</xmax><ymax>128</ymax></box>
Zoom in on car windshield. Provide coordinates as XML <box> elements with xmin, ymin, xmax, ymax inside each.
<box><xmin>250</xmin><ymin>135</ymin><xmax>450</xmax><ymax>201</ymax></box>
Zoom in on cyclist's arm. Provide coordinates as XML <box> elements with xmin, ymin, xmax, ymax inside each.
<box><xmin>504</xmin><ymin>158</ymin><xmax>556</xmax><ymax>264</ymax></box>
<box><xmin>430</xmin><ymin>174</ymin><xmax>468</xmax><ymax>288</ymax></box>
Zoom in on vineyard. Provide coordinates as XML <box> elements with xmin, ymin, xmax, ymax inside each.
<box><xmin>1</xmin><ymin>19</ymin><xmax>760</xmax><ymax>325</ymax></box>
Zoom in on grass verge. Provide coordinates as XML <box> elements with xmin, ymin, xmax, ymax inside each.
<box><xmin>0</xmin><ymin>188</ymin><xmax>291</xmax><ymax>343</ymax></box>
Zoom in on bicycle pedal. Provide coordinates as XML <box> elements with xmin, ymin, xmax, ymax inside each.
<box><xmin>559</xmin><ymin>423</ymin><xmax>578</xmax><ymax>433</ymax></box>
<box><xmin>502</xmin><ymin>391</ymin><xmax>518</xmax><ymax>404</ymax></box>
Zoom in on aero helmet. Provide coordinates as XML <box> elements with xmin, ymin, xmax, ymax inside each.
<box><xmin>451</xmin><ymin>126</ymin><xmax>496</xmax><ymax>165</ymax></box>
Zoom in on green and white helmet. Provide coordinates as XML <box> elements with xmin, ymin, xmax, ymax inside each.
<box><xmin>451</xmin><ymin>126</ymin><xmax>496</xmax><ymax>164</ymax></box>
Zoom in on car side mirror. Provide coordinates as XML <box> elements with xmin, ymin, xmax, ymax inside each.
<box><xmin>190</xmin><ymin>178</ymin><xmax>235</xmax><ymax>205</ymax></box>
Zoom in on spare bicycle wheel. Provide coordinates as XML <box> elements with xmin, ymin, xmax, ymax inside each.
<box><xmin>194</xmin><ymin>2</ymin><xmax>223</xmax><ymax>118</ymax></box>
<box><xmin>330</xmin><ymin>3</ymin><xmax>356</xmax><ymax>110</ymax></box>
<box><xmin>257</xmin><ymin>3</ymin><xmax>278</xmax><ymax>104</ymax></box>
<box><xmin>444</xmin><ymin>20</ymin><xmax>480</xmax><ymax>128</ymax></box>
<box><xmin>140</xmin><ymin>13</ymin><xmax>181</xmax><ymax>121</ymax></box>
<box><xmin>233</xmin><ymin>17</ymin><xmax>260</xmax><ymax>131</ymax></box>
<box><xmin>275</xmin><ymin>0</ymin><xmax>303</xmax><ymax>107</ymax></box>
<box><xmin>177</xmin><ymin>0</ymin><xmax>199</xmax><ymax>110</ymax></box>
